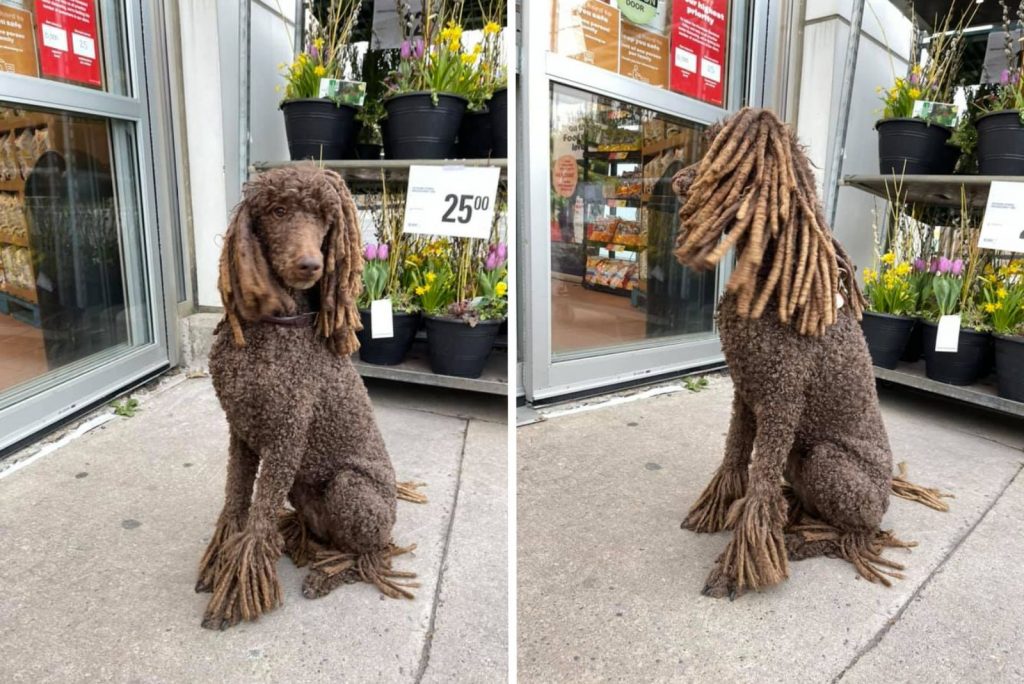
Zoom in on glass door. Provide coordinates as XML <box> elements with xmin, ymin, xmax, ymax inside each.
<box><xmin>0</xmin><ymin>1</ymin><xmax>171</xmax><ymax>450</ymax></box>
<box><xmin>522</xmin><ymin>0</ymin><xmax>769</xmax><ymax>400</ymax></box>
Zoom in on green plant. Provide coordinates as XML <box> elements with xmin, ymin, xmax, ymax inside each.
<box><xmin>863</xmin><ymin>253</ymin><xmax>915</xmax><ymax>315</ymax></box>
<box><xmin>683</xmin><ymin>376</ymin><xmax>709</xmax><ymax>392</ymax></box>
<box><xmin>979</xmin><ymin>259</ymin><xmax>1024</xmax><ymax>334</ymax></box>
<box><xmin>277</xmin><ymin>0</ymin><xmax>361</xmax><ymax>101</ymax></box>
<box><xmin>112</xmin><ymin>397</ymin><xmax>140</xmax><ymax>417</ymax></box>
<box><xmin>978</xmin><ymin>1</ymin><xmax>1024</xmax><ymax>117</ymax></box>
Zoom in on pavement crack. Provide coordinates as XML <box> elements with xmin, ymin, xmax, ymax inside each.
<box><xmin>414</xmin><ymin>418</ymin><xmax>472</xmax><ymax>684</ymax></box>
<box><xmin>833</xmin><ymin>461</ymin><xmax>1024</xmax><ymax>683</ymax></box>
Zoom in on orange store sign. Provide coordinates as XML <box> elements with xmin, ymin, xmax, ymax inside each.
<box><xmin>0</xmin><ymin>6</ymin><xmax>38</xmax><ymax>77</ymax></box>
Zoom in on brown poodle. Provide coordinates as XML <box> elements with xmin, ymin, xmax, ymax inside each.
<box><xmin>673</xmin><ymin>108</ymin><xmax>948</xmax><ymax>599</ymax></box>
<box><xmin>195</xmin><ymin>164</ymin><xmax>415</xmax><ymax>630</ymax></box>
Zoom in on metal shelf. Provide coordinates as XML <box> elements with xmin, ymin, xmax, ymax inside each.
<box><xmin>353</xmin><ymin>341</ymin><xmax>507</xmax><ymax>395</ymax></box>
<box><xmin>842</xmin><ymin>174</ymin><xmax>1024</xmax><ymax>209</ymax></box>
<box><xmin>874</xmin><ymin>361</ymin><xmax>1024</xmax><ymax>418</ymax></box>
<box><xmin>251</xmin><ymin>158</ymin><xmax>508</xmax><ymax>186</ymax></box>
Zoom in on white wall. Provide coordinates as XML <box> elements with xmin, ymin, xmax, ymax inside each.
<box><xmin>794</xmin><ymin>0</ymin><xmax>913</xmax><ymax>275</ymax></box>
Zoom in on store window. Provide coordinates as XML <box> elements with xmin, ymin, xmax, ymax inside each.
<box><xmin>0</xmin><ymin>1</ymin><xmax>129</xmax><ymax>94</ymax></box>
<box><xmin>550</xmin><ymin>0</ymin><xmax>730</xmax><ymax>105</ymax></box>
<box><xmin>549</xmin><ymin>82</ymin><xmax>717</xmax><ymax>357</ymax></box>
<box><xmin>0</xmin><ymin>101</ymin><xmax>149</xmax><ymax>401</ymax></box>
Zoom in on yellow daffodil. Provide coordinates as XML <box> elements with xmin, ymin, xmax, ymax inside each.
<box><xmin>314</xmin><ymin>65</ymin><xmax>326</xmax><ymax>77</ymax></box>
<box><xmin>997</xmin><ymin>286</ymin><xmax>1009</xmax><ymax>299</ymax></box>
<box><xmin>881</xmin><ymin>252</ymin><xmax>895</xmax><ymax>265</ymax></box>
<box><xmin>426</xmin><ymin>271</ymin><xmax>437</xmax><ymax>283</ymax></box>
<box><xmin>313</xmin><ymin>37</ymin><xmax>324</xmax><ymax>50</ymax></box>
<box><xmin>863</xmin><ymin>268</ymin><xmax>878</xmax><ymax>284</ymax></box>
<box><xmin>909</xmin><ymin>88</ymin><xmax>921</xmax><ymax>99</ymax></box>
<box><xmin>495</xmin><ymin>281</ymin><xmax>507</xmax><ymax>297</ymax></box>
<box><xmin>483</xmin><ymin>21</ymin><xmax>501</xmax><ymax>35</ymax></box>
<box><xmin>461</xmin><ymin>53</ymin><xmax>475</xmax><ymax>65</ymax></box>
<box><xmin>894</xmin><ymin>262</ymin><xmax>912</xmax><ymax>277</ymax></box>
<box><xmin>415</xmin><ymin>286</ymin><xmax>426</xmax><ymax>296</ymax></box>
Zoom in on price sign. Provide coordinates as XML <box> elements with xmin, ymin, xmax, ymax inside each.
<box><xmin>979</xmin><ymin>181</ymin><xmax>1024</xmax><ymax>253</ymax></box>
<box><xmin>35</xmin><ymin>0</ymin><xmax>102</xmax><ymax>87</ymax></box>
<box><xmin>403</xmin><ymin>165</ymin><xmax>501</xmax><ymax>239</ymax></box>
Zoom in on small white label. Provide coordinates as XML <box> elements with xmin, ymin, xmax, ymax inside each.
<box><xmin>701</xmin><ymin>57</ymin><xmax>721</xmax><ymax>82</ymax></box>
<box><xmin>935</xmin><ymin>315</ymin><xmax>961</xmax><ymax>353</ymax></box>
<box><xmin>41</xmin><ymin>24</ymin><xmax>67</xmax><ymax>51</ymax></box>
<box><xmin>72</xmin><ymin>32</ymin><xmax>95</xmax><ymax>59</ymax></box>
<box><xmin>980</xmin><ymin>181</ymin><xmax>1024</xmax><ymax>253</ymax></box>
<box><xmin>370</xmin><ymin>298</ymin><xmax>394</xmax><ymax>339</ymax></box>
<box><xmin>403</xmin><ymin>165</ymin><xmax>500</xmax><ymax>240</ymax></box>
<box><xmin>675</xmin><ymin>47</ymin><xmax>696</xmax><ymax>72</ymax></box>
<box><xmin>836</xmin><ymin>292</ymin><xmax>845</xmax><ymax>310</ymax></box>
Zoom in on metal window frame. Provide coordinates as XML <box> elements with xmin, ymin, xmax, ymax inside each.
<box><xmin>520</xmin><ymin>0</ymin><xmax>772</xmax><ymax>402</ymax></box>
<box><xmin>0</xmin><ymin>1</ymin><xmax>176</xmax><ymax>451</ymax></box>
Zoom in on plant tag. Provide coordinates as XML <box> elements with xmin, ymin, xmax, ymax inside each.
<box><xmin>370</xmin><ymin>298</ymin><xmax>394</xmax><ymax>339</ymax></box>
<box><xmin>935</xmin><ymin>314</ymin><xmax>961</xmax><ymax>353</ymax></box>
<box><xmin>979</xmin><ymin>181</ymin><xmax>1024</xmax><ymax>253</ymax></box>
<box><xmin>318</xmin><ymin>78</ymin><xmax>366</xmax><ymax>106</ymax></box>
<box><xmin>403</xmin><ymin>165</ymin><xmax>500</xmax><ymax>240</ymax></box>
<box><xmin>911</xmin><ymin>100</ymin><xmax>960</xmax><ymax>127</ymax></box>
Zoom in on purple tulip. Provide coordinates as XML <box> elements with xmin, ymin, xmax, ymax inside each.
<box><xmin>412</xmin><ymin>37</ymin><xmax>424</xmax><ymax>59</ymax></box>
<box><xmin>496</xmin><ymin>242</ymin><xmax>507</xmax><ymax>262</ymax></box>
<box><xmin>309</xmin><ymin>43</ymin><xmax>319</xmax><ymax>60</ymax></box>
<box><xmin>485</xmin><ymin>252</ymin><xmax>499</xmax><ymax>270</ymax></box>
<box><xmin>950</xmin><ymin>258</ymin><xmax>964</xmax><ymax>276</ymax></box>
<box><xmin>400</xmin><ymin>40</ymin><xmax>412</xmax><ymax>59</ymax></box>
<box><xmin>929</xmin><ymin>256</ymin><xmax>941</xmax><ymax>273</ymax></box>
<box><xmin>1001</xmin><ymin>69</ymin><xmax>1011</xmax><ymax>85</ymax></box>
<box><xmin>937</xmin><ymin>256</ymin><xmax>952</xmax><ymax>274</ymax></box>
<box><xmin>909</xmin><ymin>72</ymin><xmax>920</xmax><ymax>85</ymax></box>
<box><xmin>364</xmin><ymin>243</ymin><xmax>378</xmax><ymax>261</ymax></box>
<box><xmin>378</xmin><ymin>243</ymin><xmax>390</xmax><ymax>261</ymax></box>
<box><xmin>913</xmin><ymin>257</ymin><xmax>926</xmax><ymax>272</ymax></box>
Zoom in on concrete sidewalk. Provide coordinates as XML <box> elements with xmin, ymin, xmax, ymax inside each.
<box><xmin>0</xmin><ymin>373</ymin><xmax>507</xmax><ymax>684</ymax></box>
<box><xmin>518</xmin><ymin>376</ymin><xmax>1024</xmax><ymax>683</ymax></box>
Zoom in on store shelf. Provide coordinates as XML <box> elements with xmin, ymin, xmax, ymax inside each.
<box><xmin>0</xmin><ymin>283</ymin><xmax>37</xmax><ymax>304</ymax></box>
<box><xmin>874</xmin><ymin>361</ymin><xmax>1024</xmax><ymax>418</ymax></box>
<box><xmin>352</xmin><ymin>340</ymin><xmax>507</xmax><ymax>395</ymax></box>
<box><xmin>0</xmin><ymin>180</ymin><xmax>25</xmax><ymax>193</ymax></box>
<box><xmin>841</xmin><ymin>174</ymin><xmax>1024</xmax><ymax>209</ymax></box>
<box><xmin>582</xmin><ymin>281</ymin><xmax>633</xmax><ymax>297</ymax></box>
<box><xmin>251</xmin><ymin>158</ymin><xmax>507</xmax><ymax>185</ymax></box>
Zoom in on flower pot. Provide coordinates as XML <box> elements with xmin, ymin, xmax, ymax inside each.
<box><xmin>934</xmin><ymin>143</ymin><xmax>960</xmax><ymax>174</ymax></box>
<box><xmin>994</xmin><ymin>333</ymin><xmax>1024</xmax><ymax>402</ymax></box>
<box><xmin>280</xmin><ymin>99</ymin><xmax>358</xmax><ymax>161</ymax></box>
<box><xmin>860</xmin><ymin>311</ymin><xmax>916</xmax><ymax>369</ymax></box>
<box><xmin>976</xmin><ymin>110</ymin><xmax>1024</xmax><ymax>175</ymax></box>
<box><xmin>383</xmin><ymin>92</ymin><xmax>467</xmax><ymax>159</ymax></box>
<box><xmin>489</xmin><ymin>87</ymin><xmax>508</xmax><ymax>158</ymax></box>
<box><xmin>356</xmin><ymin>143</ymin><xmax>382</xmax><ymax>160</ymax></box>
<box><xmin>424</xmin><ymin>315</ymin><xmax>502</xmax><ymax>378</ymax></box>
<box><xmin>921</xmin><ymin>322</ymin><xmax>991</xmax><ymax>386</ymax></box>
<box><xmin>380</xmin><ymin>117</ymin><xmax>393</xmax><ymax>159</ymax></box>
<box><xmin>456</xmin><ymin>108</ymin><xmax>492</xmax><ymax>158</ymax></box>
<box><xmin>355</xmin><ymin>310</ymin><xmax>420</xmax><ymax>366</ymax></box>
<box><xmin>875</xmin><ymin>118</ymin><xmax>952</xmax><ymax>175</ymax></box>
<box><xmin>900</xmin><ymin>318</ymin><xmax>925</xmax><ymax>363</ymax></box>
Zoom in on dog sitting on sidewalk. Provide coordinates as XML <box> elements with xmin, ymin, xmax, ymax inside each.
<box><xmin>672</xmin><ymin>108</ymin><xmax>949</xmax><ymax>599</ymax></box>
<box><xmin>195</xmin><ymin>164</ymin><xmax>417</xmax><ymax>630</ymax></box>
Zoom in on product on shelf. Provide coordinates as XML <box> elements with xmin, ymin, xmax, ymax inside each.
<box><xmin>0</xmin><ymin>194</ymin><xmax>28</xmax><ymax>242</ymax></box>
<box><xmin>0</xmin><ymin>132</ymin><xmax>17</xmax><ymax>181</ymax></box>
<box><xmin>613</xmin><ymin>220</ymin><xmax>643</xmax><ymax>246</ymax></box>
<box><xmin>587</xmin><ymin>217</ymin><xmax>619</xmax><ymax>243</ymax></box>
<box><xmin>586</xmin><ymin>255</ymin><xmax>639</xmax><ymax>291</ymax></box>
<box><xmin>0</xmin><ymin>245</ymin><xmax>33</xmax><ymax>291</ymax></box>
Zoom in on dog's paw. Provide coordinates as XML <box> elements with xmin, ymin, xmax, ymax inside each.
<box><xmin>195</xmin><ymin>577</ymin><xmax>213</xmax><ymax>594</ymax></box>
<box><xmin>701</xmin><ymin>563</ymin><xmax>743</xmax><ymax>600</ymax></box>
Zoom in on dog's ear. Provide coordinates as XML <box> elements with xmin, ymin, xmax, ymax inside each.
<box><xmin>218</xmin><ymin>197</ymin><xmax>295</xmax><ymax>346</ymax></box>
<box><xmin>318</xmin><ymin>169</ymin><xmax>364</xmax><ymax>355</ymax></box>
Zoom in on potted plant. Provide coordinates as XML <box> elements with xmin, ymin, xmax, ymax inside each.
<box><xmin>278</xmin><ymin>0</ymin><xmax>362</xmax><ymax>160</ymax></box>
<box><xmin>383</xmin><ymin>5</ymin><xmax>473</xmax><ymax>159</ymax></box>
<box><xmin>455</xmin><ymin>7</ymin><xmax>506</xmax><ymax>158</ymax></box>
<box><xmin>875</xmin><ymin>8</ymin><xmax>970</xmax><ymax>175</ymax></box>
<box><xmin>975</xmin><ymin>1</ymin><xmax>1024</xmax><ymax>174</ymax></box>
<box><xmin>861</xmin><ymin>253</ymin><xmax>916</xmax><ymax>368</ymax></box>
<box><xmin>980</xmin><ymin>259</ymin><xmax>1024</xmax><ymax>400</ymax></box>
<box><xmin>921</xmin><ymin>256</ymin><xmax>991</xmax><ymax>385</ymax></box>
<box><xmin>420</xmin><ymin>240</ymin><xmax>507</xmax><ymax>378</ymax></box>
<box><xmin>899</xmin><ymin>257</ymin><xmax>934</xmax><ymax>363</ymax></box>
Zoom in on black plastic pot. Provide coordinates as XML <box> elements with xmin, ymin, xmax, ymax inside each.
<box><xmin>383</xmin><ymin>92</ymin><xmax>467</xmax><ymax>159</ymax></box>
<box><xmin>994</xmin><ymin>334</ymin><xmax>1024</xmax><ymax>402</ymax></box>
<box><xmin>876</xmin><ymin>118</ymin><xmax>952</xmax><ymax>175</ymax></box>
<box><xmin>901</xmin><ymin>318</ymin><xmax>925</xmax><ymax>363</ymax></box>
<box><xmin>921</xmin><ymin>322</ymin><xmax>991</xmax><ymax>386</ymax></box>
<box><xmin>457</xmin><ymin>108</ymin><xmax>492</xmax><ymax>158</ymax></box>
<box><xmin>861</xmin><ymin>311</ymin><xmax>916</xmax><ymax>369</ymax></box>
<box><xmin>356</xmin><ymin>143</ymin><xmax>382</xmax><ymax>160</ymax></box>
<box><xmin>934</xmin><ymin>143</ymin><xmax>960</xmax><ymax>174</ymax></box>
<box><xmin>355</xmin><ymin>310</ymin><xmax>420</xmax><ymax>366</ymax></box>
<box><xmin>424</xmin><ymin>315</ymin><xmax>502</xmax><ymax>378</ymax></box>
<box><xmin>489</xmin><ymin>87</ymin><xmax>508</xmax><ymax>158</ymax></box>
<box><xmin>976</xmin><ymin>110</ymin><xmax>1024</xmax><ymax>175</ymax></box>
<box><xmin>280</xmin><ymin>99</ymin><xmax>358</xmax><ymax>161</ymax></box>
<box><xmin>380</xmin><ymin>117</ymin><xmax>393</xmax><ymax>159</ymax></box>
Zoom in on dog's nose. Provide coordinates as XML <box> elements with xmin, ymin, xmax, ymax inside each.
<box><xmin>296</xmin><ymin>256</ymin><xmax>322</xmax><ymax>276</ymax></box>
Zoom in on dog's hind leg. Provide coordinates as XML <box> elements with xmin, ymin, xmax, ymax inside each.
<box><xmin>682</xmin><ymin>392</ymin><xmax>754</xmax><ymax>533</ymax></box>
<box><xmin>196</xmin><ymin>431</ymin><xmax>258</xmax><ymax>593</ymax></box>
<box><xmin>702</xmin><ymin>399</ymin><xmax>800</xmax><ymax>599</ymax></box>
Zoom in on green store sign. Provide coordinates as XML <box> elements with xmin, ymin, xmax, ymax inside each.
<box><xmin>618</xmin><ymin>0</ymin><xmax>659</xmax><ymax>26</ymax></box>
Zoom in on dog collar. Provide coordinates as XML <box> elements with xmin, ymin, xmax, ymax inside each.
<box><xmin>260</xmin><ymin>311</ymin><xmax>317</xmax><ymax>328</ymax></box>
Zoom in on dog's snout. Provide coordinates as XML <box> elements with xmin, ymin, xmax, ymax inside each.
<box><xmin>296</xmin><ymin>255</ymin><xmax>323</xmax><ymax>275</ymax></box>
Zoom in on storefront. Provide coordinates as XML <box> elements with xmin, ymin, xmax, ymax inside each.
<box><xmin>519</xmin><ymin>0</ymin><xmax>791</xmax><ymax>401</ymax></box>
<box><xmin>0</xmin><ymin>1</ymin><xmax>184</xmax><ymax>450</ymax></box>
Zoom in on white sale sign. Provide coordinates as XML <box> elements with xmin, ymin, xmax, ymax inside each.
<box><xmin>403</xmin><ymin>165</ymin><xmax>501</xmax><ymax>240</ymax></box>
<box><xmin>979</xmin><ymin>181</ymin><xmax>1024</xmax><ymax>253</ymax></box>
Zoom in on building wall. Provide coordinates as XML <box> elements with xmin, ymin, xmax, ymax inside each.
<box><xmin>794</xmin><ymin>0</ymin><xmax>913</xmax><ymax>274</ymax></box>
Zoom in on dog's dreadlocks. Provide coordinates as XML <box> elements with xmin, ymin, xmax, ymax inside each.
<box><xmin>673</xmin><ymin>107</ymin><xmax>864</xmax><ymax>336</ymax></box>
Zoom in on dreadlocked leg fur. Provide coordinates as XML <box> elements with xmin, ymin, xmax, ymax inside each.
<box><xmin>785</xmin><ymin>515</ymin><xmax>916</xmax><ymax>587</ymax></box>
<box><xmin>702</xmin><ymin>494</ymin><xmax>790</xmax><ymax>598</ymax></box>
<box><xmin>397</xmin><ymin>481</ymin><xmax>428</xmax><ymax>504</ymax></box>
<box><xmin>891</xmin><ymin>462</ymin><xmax>953</xmax><ymax>511</ymax></box>
<box><xmin>200</xmin><ymin>528</ymin><xmax>284</xmax><ymax>630</ymax></box>
<box><xmin>303</xmin><ymin>544</ymin><xmax>419</xmax><ymax>600</ymax></box>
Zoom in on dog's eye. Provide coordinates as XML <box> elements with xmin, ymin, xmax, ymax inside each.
<box><xmin>273</xmin><ymin>206</ymin><xmax>286</xmax><ymax>218</ymax></box>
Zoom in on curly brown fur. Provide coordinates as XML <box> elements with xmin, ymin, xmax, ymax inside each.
<box><xmin>674</xmin><ymin>109</ymin><xmax>947</xmax><ymax>599</ymax></box>
<box><xmin>197</xmin><ymin>164</ymin><xmax>412</xmax><ymax>630</ymax></box>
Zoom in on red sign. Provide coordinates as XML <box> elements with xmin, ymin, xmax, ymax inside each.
<box><xmin>669</xmin><ymin>0</ymin><xmax>728</xmax><ymax>106</ymax></box>
<box><xmin>34</xmin><ymin>0</ymin><xmax>101</xmax><ymax>87</ymax></box>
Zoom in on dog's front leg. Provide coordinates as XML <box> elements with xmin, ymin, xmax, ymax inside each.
<box><xmin>703</xmin><ymin>402</ymin><xmax>801</xmax><ymax>599</ymax></box>
<box><xmin>201</xmin><ymin>434</ymin><xmax>305</xmax><ymax>630</ymax></box>
<box><xmin>682</xmin><ymin>392</ymin><xmax>753</xmax><ymax>532</ymax></box>
<box><xmin>196</xmin><ymin>431</ymin><xmax>259</xmax><ymax>592</ymax></box>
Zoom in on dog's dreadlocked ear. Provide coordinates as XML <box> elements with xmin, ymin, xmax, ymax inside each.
<box><xmin>318</xmin><ymin>169</ymin><xmax>364</xmax><ymax>356</ymax></box>
<box><xmin>218</xmin><ymin>198</ymin><xmax>294</xmax><ymax>347</ymax></box>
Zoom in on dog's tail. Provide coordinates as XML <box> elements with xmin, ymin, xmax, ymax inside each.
<box><xmin>891</xmin><ymin>462</ymin><xmax>953</xmax><ymax>512</ymax></box>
